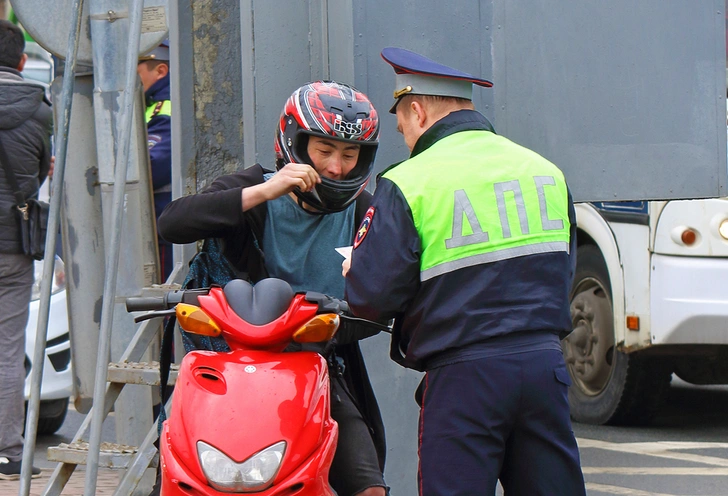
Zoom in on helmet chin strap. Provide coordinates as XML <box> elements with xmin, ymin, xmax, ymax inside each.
<box><xmin>296</xmin><ymin>194</ymin><xmax>327</xmax><ymax>215</ymax></box>
<box><xmin>294</xmin><ymin>190</ymin><xmax>346</xmax><ymax>215</ymax></box>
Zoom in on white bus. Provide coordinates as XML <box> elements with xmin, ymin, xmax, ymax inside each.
<box><xmin>564</xmin><ymin>198</ymin><xmax>728</xmax><ymax>424</ymax></box>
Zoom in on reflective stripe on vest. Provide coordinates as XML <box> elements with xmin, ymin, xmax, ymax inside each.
<box><xmin>383</xmin><ymin>130</ymin><xmax>571</xmax><ymax>282</ymax></box>
<box><xmin>145</xmin><ymin>100</ymin><xmax>171</xmax><ymax>122</ymax></box>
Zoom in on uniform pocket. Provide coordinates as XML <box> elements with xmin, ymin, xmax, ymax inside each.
<box><xmin>554</xmin><ymin>365</ymin><xmax>572</xmax><ymax>387</ymax></box>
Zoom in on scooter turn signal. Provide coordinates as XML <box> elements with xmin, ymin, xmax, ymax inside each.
<box><xmin>176</xmin><ymin>303</ymin><xmax>222</xmax><ymax>337</ymax></box>
<box><xmin>292</xmin><ymin>314</ymin><xmax>340</xmax><ymax>343</ymax></box>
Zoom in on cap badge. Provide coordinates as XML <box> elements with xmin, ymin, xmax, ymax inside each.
<box><xmin>393</xmin><ymin>85</ymin><xmax>413</xmax><ymax>99</ymax></box>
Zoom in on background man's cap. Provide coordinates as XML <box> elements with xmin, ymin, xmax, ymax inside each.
<box><xmin>139</xmin><ymin>39</ymin><xmax>169</xmax><ymax>62</ymax></box>
<box><xmin>381</xmin><ymin>47</ymin><xmax>492</xmax><ymax>113</ymax></box>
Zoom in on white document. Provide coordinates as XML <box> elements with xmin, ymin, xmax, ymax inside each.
<box><xmin>335</xmin><ymin>246</ymin><xmax>353</xmax><ymax>259</ymax></box>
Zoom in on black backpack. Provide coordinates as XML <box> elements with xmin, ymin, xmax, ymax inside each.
<box><xmin>157</xmin><ymin>238</ymin><xmax>238</xmax><ymax>428</ymax></box>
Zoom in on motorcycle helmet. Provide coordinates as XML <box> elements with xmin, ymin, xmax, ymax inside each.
<box><xmin>274</xmin><ymin>81</ymin><xmax>379</xmax><ymax>213</ymax></box>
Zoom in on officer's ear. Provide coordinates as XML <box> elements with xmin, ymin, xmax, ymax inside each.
<box><xmin>156</xmin><ymin>62</ymin><xmax>169</xmax><ymax>79</ymax></box>
<box><xmin>411</xmin><ymin>100</ymin><xmax>427</xmax><ymax>128</ymax></box>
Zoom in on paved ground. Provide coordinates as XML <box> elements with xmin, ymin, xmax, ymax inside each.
<box><xmin>4</xmin><ymin>377</ymin><xmax>728</xmax><ymax>495</ymax></box>
<box><xmin>0</xmin><ymin>468</ymin><xmax>120</xmax><ymax>495</ymax></box>
<box><xmin>0</xmin><ymin>399</ymin><xmax>133</xmax><ymax>496</ymax></box>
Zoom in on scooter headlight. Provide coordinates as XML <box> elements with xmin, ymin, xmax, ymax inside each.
<box><xmin>197</xmin><ymin>440</ymin><xmax>286</xmax><ymax>492</ymax></box>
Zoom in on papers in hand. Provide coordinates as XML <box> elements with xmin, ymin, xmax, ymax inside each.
<box><xmin>335</xmin><ymin>246</ymin><xmax>353</xmax><ymax>259</ymax></box>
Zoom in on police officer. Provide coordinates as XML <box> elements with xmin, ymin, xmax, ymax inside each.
<box><xmin>138</xmin><ymin>40</ymin><xmax>172</xmax><ymax>280</ymax></box>
<box><xmin>344</xmin><ymin>48</ymin><xmax>586</xmax><ymax>496</ymax></box>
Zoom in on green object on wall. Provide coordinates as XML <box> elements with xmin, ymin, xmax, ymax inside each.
<box><xmin>9</xmin><ymin>8</ymin><xmax>35</xmax><ymax>42</ymax></box>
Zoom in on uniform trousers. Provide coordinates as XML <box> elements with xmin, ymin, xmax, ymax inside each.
<box><xmin>418</xmin><ymin>348</ymin><xmax>586</xmax><ymax>496</ymax></box>
<box><xmin>0</xmin><ymin>253</ymin><xmax>34</xmax><ymax>462</ymax></box>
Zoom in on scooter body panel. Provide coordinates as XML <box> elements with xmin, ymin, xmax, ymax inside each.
<box><xmin>160</xmin><ymin>418</ymin><xmax>337</xmax><ymax>495</ymax></box>
<box><xmin>199</xmin><ymin>290</ymin><xmax>319</xmax><ymax>351</ymax></box>
<box><xmin>163</xmin><ymin>348</ymin><xmax>337</xmax><ymax>494</ymax></box>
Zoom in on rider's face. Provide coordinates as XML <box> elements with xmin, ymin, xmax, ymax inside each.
<box><xmin>307</xmin><ymin>136</ymin><xmax>360</xmax><ymax>180</ymax></box>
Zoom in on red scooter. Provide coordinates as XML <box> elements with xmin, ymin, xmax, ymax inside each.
<box><xmin>127</xmin><ymin>278</ymin><xmax>383</xmax><ymax>495</ymax></box>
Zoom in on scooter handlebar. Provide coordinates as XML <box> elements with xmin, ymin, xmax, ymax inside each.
<box><xmin>125</xmin><ymin>296</ymin><xmax>167</xmax><ymax>312</ymax></box>
<box><xmin>126</xmin><ymin>288</ymin><xmax>210</xmax><ymax>315</ymax></box>
<box><xmin>304</xmin><ymin>291</ymin><xmax>351</xmax><ymax>315</ymax></box>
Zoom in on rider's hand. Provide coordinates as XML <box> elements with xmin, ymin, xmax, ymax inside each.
<box><xmin>242</xmin><ymin>163</ymin><xmax>321</xmax><ymax>212</ymax></box>
<box><xmin>264</xmin><ymin>162</ymin><xmax>321</xmax><ymax>199</ymax></box>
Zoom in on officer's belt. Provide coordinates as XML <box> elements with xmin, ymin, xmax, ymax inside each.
<box><xmin>424</xmin><ymin>330</ymin><xmax>562</xmax><ymax>370</ymax></box>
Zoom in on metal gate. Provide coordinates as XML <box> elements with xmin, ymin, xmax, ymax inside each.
<box><xmin>173</xmin><ymin>1</ymin><xmax>727</xmax><ymax>494</ymax></box>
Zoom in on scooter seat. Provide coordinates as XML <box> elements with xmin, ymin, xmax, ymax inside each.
<box><xmin>223</xmin><ymin>278</ymin><xmax>295</xmax><ymax>325</ymax></box>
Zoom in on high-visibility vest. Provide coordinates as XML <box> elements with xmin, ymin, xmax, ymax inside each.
<box><xmin>383</xmin><ymin>130</ymin><xmax>571</xmax><ymax>282</ymax></box>
<box><xmin>145</xmin><ymin>100</ymin><xmax>171</xmax><ymax>122</ymax></box>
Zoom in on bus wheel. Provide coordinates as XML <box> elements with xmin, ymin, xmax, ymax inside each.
<box><xmin>562</xmin><ymin>244</ymin><xmax>671</xmax><ymax>425</ymax></box>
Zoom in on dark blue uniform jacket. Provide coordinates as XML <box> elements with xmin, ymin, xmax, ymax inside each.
<box><xmin>145</xmin><ymin>74</ymin><xmax>172</xmax><ymax>220</ymax></box>
<box><xmin>345</xmin><ymin>110</ymin><xmax>577</xmax><ymax>372</ymax></box>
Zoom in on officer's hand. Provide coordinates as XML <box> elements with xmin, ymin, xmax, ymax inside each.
<box><xmin>264</xmin><ymin>162</ymin><xmax>321</xmax><ymax>200</ymax></box>
<box><xmin>342</xmin><ymin>256</ymin><xmax>351</xmax><ymax>277</ymax></box>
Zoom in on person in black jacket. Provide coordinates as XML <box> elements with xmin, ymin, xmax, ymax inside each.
<box><xmin>0</xmin><ymin>20</ymin><xmax>51</xmax><ymax>480</ymax></box>
<box><xmin>158</xmin><ymin>81</ymin><xmax>387</xmax><ymax>496</ymax></box>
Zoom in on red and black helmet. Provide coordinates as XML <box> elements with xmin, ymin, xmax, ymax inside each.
<box><xmin>274</xmin><ymin>81</ymin><xmax>379</xmax><ymax>213</ymax></box>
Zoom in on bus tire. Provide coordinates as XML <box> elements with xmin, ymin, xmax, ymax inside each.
<box><xmin>562</xmin><ymin>244</ymin><xmax>672</xmax><ymax>425</ymax></box>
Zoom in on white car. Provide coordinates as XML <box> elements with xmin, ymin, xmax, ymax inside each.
<box><xmin>24</xmin><ymin>256</ymin><xmax>73</xmax><ymax>435</ymax></box>
<box><xmin>21</xmin><ymin>41</ymin><xmax>54</xmax><ymax>87</ymax></box>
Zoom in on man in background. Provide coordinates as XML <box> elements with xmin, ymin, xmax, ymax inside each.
<box><xmin>0</xmin><ymin>19</ymin><xmax>51</xmax><ymax>480</ymax></box>
<box><xmin>138</xmin><ymin>40</ymin><xmax>172</xmax><ymax>281</ymax></box>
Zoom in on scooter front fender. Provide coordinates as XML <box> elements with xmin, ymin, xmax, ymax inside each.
<box><xmin>163</xmin><ymin>349</ymin><xmax>337</xmax><ymax>493</ymax></box>
<box><xmin>159</xmin><ymin>410</ymin><xmax>338</xmax><ymax>495</ymax></box>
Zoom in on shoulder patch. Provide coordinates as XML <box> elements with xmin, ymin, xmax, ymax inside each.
<box><xmin>354</xmin><ymin>206</ymin><xmax>375</xmax><ymax>249</ymax></box>
<box><xmin>147</xmin><ymin>134</ymin><xmax>162</xmax><ymax>149</ymax></box>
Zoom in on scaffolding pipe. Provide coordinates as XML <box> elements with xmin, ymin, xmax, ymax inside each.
<box><xmin>18</xmin><ymin>0</ymin><xmax>85</xmax><ymax>494</ymax></box>
<box><xmin>84</xmin><ymin>0</ymin><xmax>145</xmax><ymax>492</ymax></box>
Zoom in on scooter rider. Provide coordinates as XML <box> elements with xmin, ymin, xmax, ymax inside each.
<box><xmin>158</xmin><ymin>81</ymin><xmax>387</xmax><ymax>496</ymax></box>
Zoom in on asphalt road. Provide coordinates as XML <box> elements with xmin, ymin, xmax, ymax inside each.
<box><xmin>572</xmin><ymin>377</ymin><xmax>728</xmax><ymax>496</ymax></box>
<box><xmin>31</xmin><ymin>376</ymin><xmax>728</xmax><ymax>496</ymax></box>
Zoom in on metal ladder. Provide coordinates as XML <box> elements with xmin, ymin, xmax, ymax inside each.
<box><xmin>42</xmin><ymin>267</ymin><xmax>185</xmax><ymax>496</ymax></box>
<box><xmin>15</xmin><ymin>0</ymin><xmax>179</xmax><ymax>493</ymax></box>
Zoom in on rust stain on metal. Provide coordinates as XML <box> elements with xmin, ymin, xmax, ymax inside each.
<box><xmin>191</xmin><ymin>0</ymin><xmax>222</xmax><ymax>134</ymax></box>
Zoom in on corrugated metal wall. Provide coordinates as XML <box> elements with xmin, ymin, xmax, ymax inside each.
<box><xmin>491</xmin><ymin>0</ymin><xmax>726</xmax><ymax>201</ymax></box>
<box><xmin>191</xmin><ymin>0</ymin><xmax>727</xmax><ymax>199</ymax></box>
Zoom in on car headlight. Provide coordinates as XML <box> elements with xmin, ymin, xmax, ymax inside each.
<box><xmin>197</xmin><ymin>440</ymin><xmax>286</xmax><ymax>493</ymax></box>
<box><xmin>30</xmin><ymin>256</ymin><xmax>66</xmax><ymax>301</ymax></box>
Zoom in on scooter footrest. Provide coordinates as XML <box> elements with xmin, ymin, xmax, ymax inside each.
<box><xmin>107</xmin><ymin>361</ymin><xmax>178</xmax><ymax>386</ymax></box>
<box><xmin>47</xmin><ymin>441</ymin><xmax>159</xmax><ymax>468</ymax></box>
